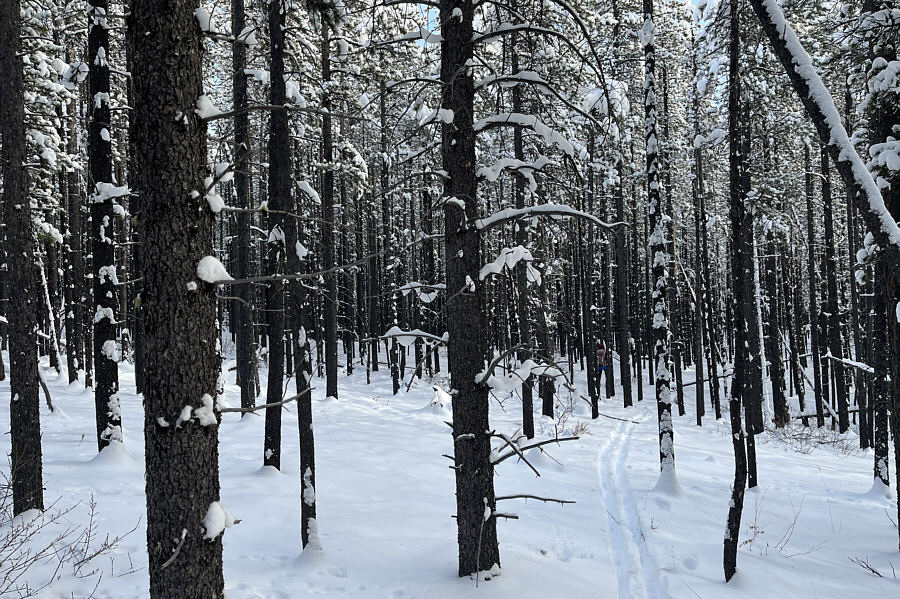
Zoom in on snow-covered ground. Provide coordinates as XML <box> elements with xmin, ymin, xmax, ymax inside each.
<box><xmin>1</xmin><ymin>351</ymin><xmax>898</xmax><ymax>598</ymax></box>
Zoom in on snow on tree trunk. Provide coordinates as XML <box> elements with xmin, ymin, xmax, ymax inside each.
<box><xmin>131</xmin><ymin>1</ymin><xmax>224</xmax><ymax>595</ymax></box>
<box><xmin>641</xmin><ymin>0</ymin><xmax>676</xmax><ymax>481</ymax></box>
<box><xmin>89</xmin><ymin>0</ymin><xmax>122</xmax><ymax>451</ymax></box>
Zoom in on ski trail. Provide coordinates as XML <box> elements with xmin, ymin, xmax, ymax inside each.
<box><xmin>597</xmin><ymin>413</ymin><xmax>669</xmax><ymax>599</ymax></box>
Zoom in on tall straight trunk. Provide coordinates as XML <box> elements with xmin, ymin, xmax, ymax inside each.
<box><xmin>820</xmin><ymin>148</ymin><xmax>850</xmax><ymax>432</ymax></box>
<box><xmin>612</xmin><ymin>0</ymin><xmax>632</xmax><ymax>409</ymax></box>
<box><xmin>661</xmin><ymin>70</ymin><xmax>684</xmax><ymax>417</ymax></box>
<box><xmin>873</xmin><ymin>262</ymin><xmax>890</xmax><ymax>487</ymax></box>
<box><xmin>740</xmin><ymin>117</ymin><xmax>764</xmax><ymax>475</ymax></box>
<box><xmin>64</xmin><ymin>97</ymin><xmax>84</xmax><ymax>383</ymax></box>
<box><xmin>763</xmin><ymin>230</ymin><xmax>788</xmax><ymax>427</ymax></box>
<box><xmin>642</xmin><ymin>0</ymin><xmax>675</xmax><ymax>476</ymax></box>
<box><xmin>285</xmin><ymin>176</ymin><xmax>317</xmax><ymax>548</ymax></box>
<box><xmin>368</xmin><ymin>208</ymin><xmax>379</xmax><ymax>374</ymax></box>
<box><xmin>615</xmin><ymin>162</ymin><xmax>632</xmax><ymax>408</ymax></box>
<box><xmin>264</xmin><ymin>0</ymin><xmax>291</xmax><ymax>469</ymax></box>
<box><xmin>511</xmin><ymin>30</ymin><xmax>534</xmax><ymax>438</ymax></box>
<box><xmin>691</xmin><ymin>117</ymin><xmax>706</xmax><ymax>424</ymax></box>
<box><xmin>441</xmin><ymin>0</ymin><xmax>500</xmax><ymax>576</ymax></box>
<box><xmin>724</xmin><ymin>0</ymin><xmax>748</xmax><ymax>579</ymax></box>
<box><xmin>699</xmin><ymin>171</ymin><xmax>721</xmax><ymax>419</ymax></box>
<box><xmin>89</xmin><ymin>0</ymin><xmax>121</xmax><ymax>450</ymax></box>
<box><xmin>844</xmin><ymin>88</ymin><xmax>868</xmax><ymax>446</ymax></box>
<box><xmin>581</xmin><ymin>137</ymin><xmax>598</xmax><ymax>418</ymax></box>
<box><xmin>130</xmin><ymin>1</ymin><xmax>224</xmax><ymax>594</ymax></box>
<box><xmin>804</xmin><ymin>147</ymin><xmax>826</xmax><ymax>427</ymax></box>
<box><xmin>321</xmin><ymin>30</ymin><xmax>338</xmax><ymax>400</ymax></box>
<box><xmin>1</xmin><ymin>0</ymin><xmax>44</xmax><ymax>515</ymax></box>
<box><xmin>379</xmin><ymin>82</ymin><xmax>399</xmax><ymax>394</ymax></box>
<box><xmin>233</xmin><ymin>0</ymin><xmax>255</xmax><ymax>412</ymax></box>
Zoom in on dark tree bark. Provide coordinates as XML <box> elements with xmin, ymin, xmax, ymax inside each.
<box><xmin>64</xmin><ymin>96</ymin><xmax>85</xmax><ymax>384</ymax></box>
<box><xmin>642</xmin><ymin>0</ymin><xmax>675</xmax><ymax>475</ymax></box>
<box><xmin>130</xmin><ymin>2</ymin><xmax>224</xmax><ymax>595</ymax></box>
<box><xmin>820</xmin><ymin>148</ymin><xmax>850</xmax><ymax>432</ymax></box>
<box><xmin>804</xmin><ymin>147</ymin><xmax>826</xmax><ymax>427</ymax></box>
<box><xmin>873</xmin><ymin>261</ymin><xmax>890</xmax><ymax>487</ymax></box>
<box><xmin>321</xmin><ymin>29</ymin><xmax>338</xmax><ymax>400</ymax></box>
<box><xmin>510</xmin><ymin>27</ymin><xmax>534</xmax><ymax>439</ymax></box>
<box><xmin>724</xmin><ymin>0</ymin><xmax>747</xmax><ymax>580</ymax></box>
<box><xmin>0</xmin><ymin>0</ymin><xmax>44</xmax><ymax>515</ymax></box>
<box><xmin>88</xmin><ymin>0</ymin><xmax>122</xmax><ymax>451</ymax></box>
<box><xmin>285</xmin><ymin>170</ymin><xmax>317</xmax><ymax>549</ymax></box>
<box><xmin>441</xmin><ymin>0</ymin><xmax>500</xmax><ymax>576</ymax></box>
<box><xmin>233</xmin><ymin>0</ymin><xmax>256</xmax><ymax>413</ymax></box>
<box><xmin>264</xmin><ymin>0</ymin><xmax>291</xmax><ymax>469</ymax></box>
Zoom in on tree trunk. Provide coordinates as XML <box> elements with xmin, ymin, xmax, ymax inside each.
<box><xmin>321</xmin><ymin>29</ymin><xmax>338</xmax><ymax>400</ymax></box>
<box><xmin>0</xmin><ymin>0</ymin><xmax>44</xmax><ymax>515</ymax></box>
<box><xmin>89</xmin><ymin>0</ymin><xmax>122</xmax><ymax>451</ymax></box>
<box><xmin>642</xmin><ymin>0</ymin><xmax>675</xmax><ymax>476</ymax></box>
<box><xmin>263</xmin><ymin>0</ymin><xmax>291</xmax><ymax>469</ymax></box>
<box><xmin>130</xmin><ymin>1</ymin><xmax>224</xmax><ymax>594</ymax></box>
<box><xmin>441</xmin><ymin>0</ymin><xmax>500</xmax><ymax>576</ymax></box>
<box><xmin>724</xmin><ymin>0</ymin><xmax>747</xmax><ymax>579</ymax></box>
<box><xmin>804</xmin><ymin>147</ymin><xmax>826</xmax><ymax>427</ymax></box>
<box><xmin>233</xmin><ymin>0</ymin><xmax>256</xmax><ymax>413</ymax></box>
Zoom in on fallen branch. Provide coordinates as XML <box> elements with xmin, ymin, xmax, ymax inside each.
<box><xmin>495</xmin><ymin>494</ymin><xmax>575</xmax><ymax>505</ymax></box>
<box><xmin>218</xmin><ymin>387</ymin><xmax>312</xmax><ymax>414</ymax></box>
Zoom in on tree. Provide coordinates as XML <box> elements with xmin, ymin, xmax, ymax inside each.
<box><xmin>441</xmin><ymin>0</ymin><xmax>500</xmax><ymax>577</ymax></box>
<box><xmin>130</xmin><ymin>2</ymin><xmax>224</xmax><ymax>595</ymax></box>
<box><xmin>88</xmin><ymin>0</ymin><xmax>122</xmax><ymax>451</ymax></box>
<box><xmin>1</xmin><ymin>0</ymin><xmax>44</xmax><ymax>516</ymax></box>
<box><xmin>641</xmin><ymin>0</ymin><xmax>675</xmax><ymax>480</ymax></box>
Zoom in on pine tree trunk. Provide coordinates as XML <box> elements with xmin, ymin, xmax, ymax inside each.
<box><xmin>441</xmin><ymin>0</ymin><xmax>500</xmax><ymax>576</ymax></box>
<box><xmin>321</xmin><ymin>30</ymin><xmax>338</xmax><ymax>400</ymax></box>
<box><xmin>724</xmin><ymin>0</ymin><xmax>747</xmax><ymax>578</ymax></box>
<box><xmin>263</xmin><ymin>0</ymin><xmax>291</xmax><ymax>469</ymax></box>
<box><xmin>642</xmin><ymin>0</ymin><xmax>675</xmax><ymax>475</ymax></box>
<box><xmin>511</xmin><ymin>31</ymin><xmax>534</xmax><ymax>438</ymax></box>
<box><xmin>805</xmin><ymin>147</ymin><xmax>826</xmax><ymax>427</ymax></box>
<box><xmin>1</xmin><ymin>0</ymin><xmax>44</xmax><ymax>515</ymax></box>
<box><xmin>89</xmin><ymin>0</ymin><xmax>122</xmax><ymax>451</ymax></box>
<box><xmin>233</xmin><ymin>0</ymin><xmax>256</xmax><ymax>413</ymax></box>
<box><xmin>130</xmin><ymin>2</ymin><xmax>224</xmax><ymax>594</ymax></box>
<box><xmin>820</xmin><ymin>148</ymin><xmax>850</xmax><ymax>432</ymax></box>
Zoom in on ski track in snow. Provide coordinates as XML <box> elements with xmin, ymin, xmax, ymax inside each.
<box><xmin>598</xmin><ymin>412</ymin><xmax>668</xmax><ymax>599</ymax></box>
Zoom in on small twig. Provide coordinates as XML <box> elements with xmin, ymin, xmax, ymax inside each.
<box><xmin>849</xmin><ymin>555</ymin><xmax>883</xmax><ymax>578</ymax></box>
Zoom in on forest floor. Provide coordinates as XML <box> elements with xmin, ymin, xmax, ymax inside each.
<box><xmin>1</xmin><ymin>350</ymin><xmax>898</xmax><ymax>598</ymax></box>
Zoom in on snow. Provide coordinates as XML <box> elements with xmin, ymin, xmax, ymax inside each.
<box><xmin>195</xmin><ymin>94</ymin><xmax>223</xmax><ymax>120</ymax></box>
<box><xmin>91</xmin><ymin>182</ymin><xmax>130</xmax><ymax>203</ymax></box>
<box><xmin>474</xmin><ymin>113</ymin><xmax>575</xmax><ymax>158</ymax></box>
<box><xmin>3</xmin><ymin>351</ymin><xmax>897</xmax><ymax>598</ymax></box>
<box><xmin>197</xmin><ymin>255</ymin><xmax>232</xmax><ymax>284</ymax></box>
<box><xmin>202</xmin><ymin>501</ymin><xmax>235</xmax><ymax>541</ymax></box>
<box><xmin>194</xmin><ymin>7</ymin><xmax>217</xmax><ymax>34</ymax></box>
<box><xmin>479</xmin><ymin>246</ymin><xmax>542</xmax><ymax>285</ymax></box>
<box><xmin>758</xmin><ymin>0</ymin><xmax>900</xmax><ymax>247</ymax></box>
<box><xmin>297</xmin><ymin>180</ymin><xmax>320</xmax><ymax>203</ymax></box>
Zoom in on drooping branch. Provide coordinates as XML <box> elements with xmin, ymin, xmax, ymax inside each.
<box><xmin>749</xmin><ymin>0</ymin><xmax>900</xmax><ymax>274</ymax></box>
